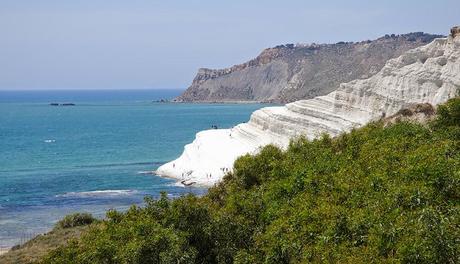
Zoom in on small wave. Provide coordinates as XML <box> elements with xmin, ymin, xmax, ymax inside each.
<box><xmin>44</xmin><ymin>139</ymin><xmax>56</xmax><ymax>143</ymax></box>
<box><xmin>0</xmin><ymin>219</ymin><xmax>18</xmax><ymax>225</ymax></box>
<box><xmin>167</xmin><ymin>193</ymin><xmax>181</xmax><ymax>198</ymax></box>
<box><xmin>137</xmin><ymin>170</ymin><xmax>156</xmax><ymax>175</ymax></box>
<box><xmin>56</xmin><ymin>189</ymin><xmax>137</xmax><ymax>198</ymax></box>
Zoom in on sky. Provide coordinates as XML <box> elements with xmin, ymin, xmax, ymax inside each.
<box><xmin>0</xmin><ymin>0</ymin><xmax>458</xmax><ymax>90</ymax></box>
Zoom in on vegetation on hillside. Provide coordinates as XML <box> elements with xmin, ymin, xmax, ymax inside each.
<box><xmin>0</xmin><ymin>226</ymin><xmax>90</xmax><ymax>264</ymax></box>
<box><xmin>55</xmin><ymin>213</ymin><xmax>97</xmax><ymax>229</ymax></box>
<box><xmin>0</xmin><ymin>214</ymin><xmax>97</xmax><ymax>264</ymax></box>
<box><xmin>41</xmin><ymin>99</ymin><xmax>459</xmax><ymax>263</ymax></box>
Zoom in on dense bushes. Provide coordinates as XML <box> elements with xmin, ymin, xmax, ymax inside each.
<box><xmin>436</xmin><ymin>97</ymin><xmax>460</xmax><ymax>126</ymax></box>
<box><xmin>42</xmin><ymin>99</ymin><xmax>460</xmax><ymax>264</ymax></box>
<box><xmin>55</xmin><ymin>213</ymin><xmax>96</xmax><ymax>229</ymax></box>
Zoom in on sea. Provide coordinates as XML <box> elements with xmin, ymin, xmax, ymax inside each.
<box><xmin>0</xmin><ymin>89</ymin><xmax>266</xmax><ymax>248</ymax></box>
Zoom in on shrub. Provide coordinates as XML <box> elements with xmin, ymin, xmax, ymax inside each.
<box><xmin>435</xmin><ymin>97</ymin><xmax>460</xmax><ymax>127</ymax></box>
<box><xmin>55</xmin><ymin>213</ymin><xmax>96</xmax><ymax>229</ymax></box>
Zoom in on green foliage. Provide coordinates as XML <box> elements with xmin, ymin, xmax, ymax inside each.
<box><xmin>55</xmin><ymin>213</ymin><xmax>96</xmax><ymax>229</ymax></box>
<box><xmin>434</xmin><ymin>97</ymin><xmax>460</xmax><ymax>127</ymax></box>
<box><xmin>233</xmin><ymin>145</ymin><xmax>284</xmax><ymax>189</ymax></box>
<box><xmin>42</xmin><ymin>100</ymin><xmax>460</xmax><ymax>264</ymax></box>
<box><xmin>42</xmin><ymin>204</ymin><xmax>198</xmax><ymax>264</ymax></box>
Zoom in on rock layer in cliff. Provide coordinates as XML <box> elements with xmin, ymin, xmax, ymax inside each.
<box><xmin>158</xmin><ymin>28</ymin><xmax>459</xmax><ymax>186</ymax></box>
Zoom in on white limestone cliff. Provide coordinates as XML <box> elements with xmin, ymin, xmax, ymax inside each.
<box><xmin>156</xmin><ymin>30</ymin><xmax>460</xmax><ymax>186</ymax></box>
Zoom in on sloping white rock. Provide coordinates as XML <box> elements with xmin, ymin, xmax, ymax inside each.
<box><xmin>157</xmin><ymin>33</ymin><xmax>460</xmax><ymax>186</ymax></box>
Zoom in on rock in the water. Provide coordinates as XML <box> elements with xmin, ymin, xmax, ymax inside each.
<box><xmin>157</xmin><ymin>30</ymin><xmax>459</xmax><ymax>186</ymax></box>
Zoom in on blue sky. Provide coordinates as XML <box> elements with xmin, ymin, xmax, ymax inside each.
<box><xmin>0</xmin><ymin>0</ymin><xmax>458</xmax><ymax>90</ymax></box>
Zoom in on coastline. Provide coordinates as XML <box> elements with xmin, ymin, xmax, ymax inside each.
<box><xmin>2</xmin><ymin>95</ymin><xmax>258</xmax><ymax>257</ymax></box>
<box><xmin>0</xmin><ymin>247</ymin><xmax>10</xmax><ymax>256</ymax></box>
<box><xmin>154</xmin><ymin>172</ymin><xmax>215</xmax><ymax>188</ymax></box>
<box><xmin>157</xmin><ymin>35</ymin><xmax>460</xmax><ymax>187</ymax></box>
<box><xmin>171</xmin><ymin>99</ymin><xmax>275</xmax><ymax>104</ymax></box>
<box><xmin>155</xmin><ymin>128</ymin><xmax>258</xmax><ymax>187</ymax></box>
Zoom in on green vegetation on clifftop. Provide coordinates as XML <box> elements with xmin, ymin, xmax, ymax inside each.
<box><xmin>42</xmin><ymin>98</ymin><xmax>459</xmax><ymax>264</ymax></box>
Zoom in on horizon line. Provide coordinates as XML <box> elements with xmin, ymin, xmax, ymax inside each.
<box><xmin>0</xmin><ymin>88</ymin><xmax>186</xmax><ymax>92</ymax></box>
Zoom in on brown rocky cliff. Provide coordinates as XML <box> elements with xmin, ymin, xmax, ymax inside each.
<box><xmin>176</xmin><ymin>32</ymin><xmax>444</xmax><ymax>103</ymax></box>
<box><xmin>189</xmin><ymin>47</ymin><xmax>285</xmax><ymax>88</ymax></box>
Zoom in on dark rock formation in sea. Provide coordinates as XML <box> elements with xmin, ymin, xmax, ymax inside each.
<box><xmin>176</xmin><ymin>32</ymin><xmax>444</xmax><ymax>103</ymax></box>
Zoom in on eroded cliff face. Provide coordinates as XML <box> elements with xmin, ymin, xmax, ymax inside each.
<box><xmin>176</xmin><ymin>33</ymin><xmax>443</xmax><ymax>103</ymax></box>
<box><xmin>157</xmin><ymin>28</ymin><xmax>459</xmax><ymax>186</ymax></box>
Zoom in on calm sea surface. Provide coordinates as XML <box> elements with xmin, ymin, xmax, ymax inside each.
<box><xmin>0</xmin><ymin>89</ymin><xmax>266</xmax><ymax>247</ymax></box>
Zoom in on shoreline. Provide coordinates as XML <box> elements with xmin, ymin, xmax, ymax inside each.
<box><xmin>155</xmin><ymin>128</ymin><xmax>259</xmax><ymax>187</ymax></box>
<box><xmin>154</xmin><ymin>171</ymin><xmax>215</xmax><ymax>188</ymax></box>
<box><xmin>144</xmin><ymin>168</ymin><xmax>216</xmax><ymax>188</ymax></box>
<box><xmin>0</xmin><ymin>247</ymin><xmax>10</xmax><ymax>256</ymax></box>
<box><xmin>156</xmin><ymin>36</ymin><xmax>459</xmax><ymax>187</ymax></box>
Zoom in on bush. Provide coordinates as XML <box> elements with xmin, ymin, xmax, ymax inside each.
<box><xmin>435</xmin><ymin>97</ymin><xmax>460</xmax><ymax>127</ymax></box>
<box><xmin>55</xmin><ymin>213</ymin><xmax>96</xmax><ymax>229</ymax></box>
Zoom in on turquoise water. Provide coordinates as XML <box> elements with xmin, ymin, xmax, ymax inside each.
<box><xmin>0</xmin><ymin>90</ymin><xmax>266</xmax><ymax>247</ymax></box>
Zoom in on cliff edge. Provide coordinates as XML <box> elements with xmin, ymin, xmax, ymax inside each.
<box><xmin>158</xmin><ymin>27</ymin><xmax>459</xmax><ymax>186</ymax></box>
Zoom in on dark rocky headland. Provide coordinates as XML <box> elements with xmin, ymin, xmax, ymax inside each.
<box><xmin>177</xmin><ymin>32</ymin><xmax>443</xmax><ymax>103</ymax></box>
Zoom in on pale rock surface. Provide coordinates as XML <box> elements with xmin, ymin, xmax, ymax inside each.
<box><xmin>157</xmin><ymin>31</ymin><xmax>460</xmax><ymax>186</ymax></box>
